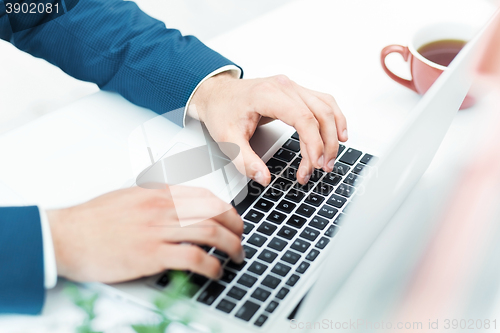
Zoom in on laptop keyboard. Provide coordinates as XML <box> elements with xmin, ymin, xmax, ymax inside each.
<box><xmin>153</xmin><ymin>131</ymin><xmax>376</xmax><ymax>328</ymax></box>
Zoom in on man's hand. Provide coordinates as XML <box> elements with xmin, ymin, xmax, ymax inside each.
<box><xmin>47</xmin><ymin>186</ymin><xmax>244</xmax><ymax>283</ymax></box>
<box><xmin>190</xmin><ymin>72</ymin><xmax>348</xmax><ymax>186</ymax></box>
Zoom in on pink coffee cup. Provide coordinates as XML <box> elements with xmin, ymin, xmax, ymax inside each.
<box><xmin>381</xmin><ymin>22</ymin><xmax>476</xmax><ymax>109</ymax></box>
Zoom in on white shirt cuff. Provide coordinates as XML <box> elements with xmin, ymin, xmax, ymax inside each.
<box><xmin>182</xmin><ymin>65</ymin><xmax>242</xmax><ymax>126</ymax></box>
<box><xmin>39</xmin><ymin>208</ymin><xmax>57</xmax><ymax>289</ymax></box>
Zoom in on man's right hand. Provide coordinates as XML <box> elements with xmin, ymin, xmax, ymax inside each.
<box><xmin>47</xmin><ymin>186</ymin><xmax>245</xmax><ymax>283</ymax></box>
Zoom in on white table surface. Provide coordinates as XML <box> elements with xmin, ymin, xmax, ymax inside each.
<box><xmin>0</xmin><ymin>0</ymin><xmax>497</xmax><ymax>331</ymax></box>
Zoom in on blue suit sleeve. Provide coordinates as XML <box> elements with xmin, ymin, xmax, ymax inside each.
<box><xmin>0</xmin><ymin>0</ymin><xmax>242</xmax><ymax>126</ymax></box>
<box><xmin>0</xmin><ymin>206</ymin><xmax>45</xmax><ymax>314</ymax></box>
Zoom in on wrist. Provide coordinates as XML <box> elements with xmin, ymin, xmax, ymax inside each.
<box><xmin>189</xmin><ymin>71</ymin><xmax>237</xmax><ymax>122</ymax></box>
<box><xmin>46</xmin><ymin>208</ymin><xmax>71</xmax><ymax>278</ymax></box>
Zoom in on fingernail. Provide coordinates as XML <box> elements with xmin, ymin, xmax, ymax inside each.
<box><xmin>217</xmin><ymin>267</ymin><xmax>224</xmax><ymax>280</ymax></box>
<box><xmin>327</xmin><ymin>159</ymin><xmax>335</xmax><ymax>170</ymax></box>
<box><xmin>254</xmin><ymin>171</ymin><xmax>265</xmax><ymax>185</ymax></box>
<box><xmin>317</xmin><ymin>155</ymin><xmax>324</xmax><ymax>167</ymax></box>
<box><xmin>304</xmin><ymin>174</ymin><xmax>311</xmax><ymax>183</ymax></box>
<box><xmin>237</xmin><ymin>249</ymin><xmax>246</xmax><ymax>263</ymax></box>
<box><xmin>343</xmin><ymin>129</ymin><xmax>348</xmax><ymax>140</ymax></box>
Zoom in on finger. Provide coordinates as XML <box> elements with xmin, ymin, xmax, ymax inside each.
<box><xmin>159</xmin><ymin>244</ymin><xmax>222</xmax><ymax>279</ymax></box>
<box><xmin>295</xmin><ymin>86</ymin><xmax>339</xmax><ymax>172</ymax></box>
<box><xmin>228</xmin><ymin>134</ymin><xmax>271</xmax><ymax>186</ymax></box>
<box><xmin>297</xmin><ymin>140</ymin><xmax>314</xmax><ymax>185</ymax></box>
<box><xmin>256</xmin><ymin>86</ymin><xmax>324</xmax><ymax>169</ymax></box>
<box><xmin>307</xmin><ymin>89</ymin><xmax>348</xmax><ymax>142</ymax></box>
<box><xmin>161</xmin><ymin>219</ymin><xmax>245</xmax><ymax>263</ymax></box>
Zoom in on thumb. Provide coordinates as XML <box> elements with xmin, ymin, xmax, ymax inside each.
<box><xmin>230</xmin><ymin>137</ymin><xmax>271</xmax><ymax>187</ymax></box>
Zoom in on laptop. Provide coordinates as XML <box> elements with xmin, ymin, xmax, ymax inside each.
<box><xmin>87</xmin><ymin>19</ymin><xmax>487</xmax><ymax>332</ymax></box>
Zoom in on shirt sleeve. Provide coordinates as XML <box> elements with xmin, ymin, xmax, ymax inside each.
<box><xmin>38</xmin><ymin>208</ymin><xmax>57</xmax><ymax>289</ymax></box>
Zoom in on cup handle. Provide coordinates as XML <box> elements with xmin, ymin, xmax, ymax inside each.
<box><xmin>380</xmin><ymin>45</ymin><xmax>417</xmax><ymax>92</ymax></box>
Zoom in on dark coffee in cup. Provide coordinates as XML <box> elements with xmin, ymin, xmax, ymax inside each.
<box><xmin>417</xmin><ymin>39</ymin><xmax>467</xmax><ymax>67</ymax></box>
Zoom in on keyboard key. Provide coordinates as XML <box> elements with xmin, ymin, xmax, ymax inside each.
<box><xmin>332</xmin><ymin>162</ymin><xmax>350</xmax><ymax>176</ymax></box>
<box><xmin>324</xmin><ymin>225</ymin><xmax>339</xmax><ymax>238</ymax></box>
<box><xmin>283</xmin><ymin>167</ymin><xmax>297</xmax><ymax>180</ymax></box>
<box><xmin>257</xmin><ymin>222</ymin><xmax>277</xmax><ymax>236</ymax></box>
<box><xmin>281</xmin><ymin>250</ymin><xmax>301</xmax><ymax>265</ymax></box>
<box><xmin>306</xmin><ymin>249</ymin><xmax>320</xmax><ymax>261</ymax></box>
<box><xmin>221</xmin><ymin>269</ymin><xmax>237</xmax><ymax>283</ymax></box>
<box><xmin>335</xmin><ymin>183</ymin><xmax>355</xmax><ymax>198</ymax></box>
<box><xmin>237</xmin><ymin>273</ymin><xmax>258</xmax><ymax>288</ymax></box>
<box><xmin>308</xmin><ymin>215</ymin><xmax>329</xmax><ymax>230</ymax></box>
<box><xmin>353</xmin><ymin>163</ymin><xmax>365</xmax><ymax>175</ymax></box>
<box><xmin>254</xmin><ymin>199</ymin><xmax>274</xmax><ymax>212</ymax></box>
<box><xmin>248</xmin><ymin>234</ymin><xmax>267</xmax><ymax>247</ymax></box>
<box><xmin>333</xmin><ymin>213</ymin><xmax>346</xmax><ymax>226</ymax></box>
<box><xmin>344</xmin><ymin>173</ymin><xmax>361</xmax><ymax>187</ymax></box>
<box><xmin>263</xmin><ymin>188</ymin><xmax>284</xmax><ymax>202</ymax></box>
<box><xmin>360</xmin><ymin>153</ymin><xmax>377</xmax><ymax>165</ymax></box>
<box><xmin>296</xmin><ymin>261</ymin><xmax>310</xmax><ymax>274</ymax></box>
<box><xmin>337</xmin><ymin>144</ymin><xmax>346</xmax><ymax>157</ymax></box>
<box><xmin>327</xmin><ymin>194</ymin><xmax>347</xmax><ymax>208</ymax></box>
<box><xmin>300</xmin><ymin>227</ymin><xmax>320</xmax><ymax>242</ymax></box>
<box><xmin>261</xmin><ymin>275</ymin><xmax>281</xmax><ymax>289</ymax></box>
<box><xmin>304</xmin><ymin>193</ymin><xmax>325</xmax><ymax>207</ymax></box>
<box><xmin>286</xmin><ymin>274</ymin><xmax>300</xmax><ymax>287</ymax></box>
<box><xmin>315</xmin><ymin>237</ymin><xmax>330</xmax><ymax>249</ymax></box>
<box><xmin>216</xmin><ymin>299</ymin><xmax>236</xmax><ymax>313</ymax></box>
<box><xmin>266</xmin><ymin>158</ymin><xmax>287</xmax><ymax>175</ymax></box>
<box><xmin>156</xmin><ymin>273</ymin><xmax>171</xmax><ymax>287</ymax></box>
<box><xmin>318</xmin><ymin>205</ymin><xmax>338</xmax><ymax>219</ymax></box>
<box><xmin>272</xmin><ymin>177</ymin><xmax>293</xmax><ymax>192</ymax></box>
<box><xmin>227</xmin><ymin>286</ymin><xmax>247</xmax><ymax>300</ymax></box>
<box><xmin>267</xmin><ymin>210</ymin><xmax>287</xmax><ymax>225</ymax></box>
<box><xmin>190</xmin><ymin>273</ymin><xmax>209</xmax><ymax>290</ymax></box>
<box><xmin>251</xmin><ymin>287</ymin><xmax>271</xmax><ymax>302</ymax></box>
<box><xmin>276</xmin><ymin>287</ymin><xmax>290</xmax><ymax>300</ymax></box>
<box><xmin>200</xmin><ymin>245</ymin><xmax>212</xmax><ymax>252</ymax></box>
<box><xmin>313</xmin><ymin>182</ymin><xmax>333</xmax><ymax>196</ymax></box>
<box><xmin>235</xmin><ymin>300</ymin><xmax>260</xmax><ymax>321</ymax></box>
<box><xmin>339</xmin><ymin>148</ymin><xmax>362</xmax><ymax>165</ymax></box>
<box><xmin>268</xmin><ymin>237</ymin><xmax>288</xmax><ymax>251</ymax></box>
<box><xmin>271</xmin><ymin>262</ymin><xmax>291</xmax><ymax>277</ymax></box>
<box><xmin>276</xmin><ymin>200</ymin><xmax>296</xmax><ymax>214</ymax></box>
<box><xmin>323</xmin><ymin>172</ymin><xmax>342</xmax><ymax>186</ymax></box>
<box><xmin>286</xmin><ymin>214</ymin><xmax>307</xmax><ymax>229</ymax></box>
<box><xmin>265</xmin><ymin>300</ymin><xmax>279</xmax><ymax>313</ymax></box>
<box><xmin>285</xmin><ymin>189</ymin><xmax>305</xmax><ymax>202</ymax></box>
<box><xmin>254</xmin><ymin>314</ymin><xmax>268</xmax><ymax>327</ymax></box>
<box><xmin>291</xmin><ymin>131</ymin><xmax>300</xmax><ymax>140</ymax></box>
<box><xmin>227</xmin><ymin>260</ymin><xmax>247</xmax><ymax>271</ymax></box>
<box><xmin>274</xmin><ymin>148</ymin><xmax>295</xmax><ymax>162</ymax></box>
<box><xmin>233</xmin><ymin>181</ymin><xmax>263</xmax><ymax>215</ymax></box>
<box><xmin>277</xmin><ymin>226</ymin><xmax>297</xmax><ymax>240</ymax></box>
<box><xmin>294</xmin><ymin>181</ymin><xmax>315</xmax><ymax>193</ymax></box>
<box><xmin>291</xmin><ymin>157</ymin><xmax>301</xmax><ymax>169</ymax></box>
<box><xmin>291</xmin><ymin>238</ymin><xmax>311</xmax><ymax>253</ymax></box>
<box><xmin>248</xmin><ymin>262</ymin><xmax>268</xmax><ymax>275</ymax></box>
<box><xmin>244</xmin><ymin>209</ymin><xmax>264</xmax><ymax>223</ymax></box>
<box><xmin>213</xmin><ymin>249</ymin><xmax>228</xmax><ymax>259</ymax></box>
<box><xmin>243</xmin><ymin>222</ymin><xmax>255</xmax><ymax>235</ymax></box>
<box><xmin>258</xmin><ymin>249</ymin><xmax>278</xmax><ymax>263</ymax></box>
<box><xmin>197</xmin><ymin>282</ymin><xmax>225</xmax><ymax>305</ymax></box>
<box><xmin>310</xmin><ymin>169</ymin><xmax>324</xmax><ymax>182</ymax></box>
<box><xmin>243</xmin><ymin>245</ymin><xmax>258</xmax><ymax>259</ymax></box>
<box><xmin>283</xmin><ymin>139</ymin><xmax>300</xmax><ymax>152</ymax></box>
<box><xmin>296</xmin><ymin>203</ymin><xmax>315</xmax><ymax>218</ymax></box>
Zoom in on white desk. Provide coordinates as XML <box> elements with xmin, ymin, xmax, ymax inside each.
<box><xmin>0</xmin><ymin>0</ymin><xmax>497</xmax><ymax>331</ymax></box>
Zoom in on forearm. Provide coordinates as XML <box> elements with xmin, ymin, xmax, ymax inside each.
<box><xmin>0</xmin><ymin>206</ymin><xmax>45</xmax><ymax>314</ymax></box>
<box><xmin>1</xmin><ymin>0</ymin><xmax>241</xmax><ymax>123</ymax></box>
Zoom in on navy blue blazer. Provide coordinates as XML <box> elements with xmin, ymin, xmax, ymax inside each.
<box><xmin>0</xmin><ymin>0</ymin><xmax>240</xmax><ymax>314</ymax></box>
